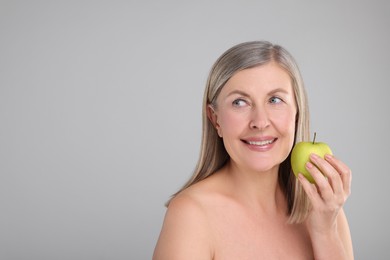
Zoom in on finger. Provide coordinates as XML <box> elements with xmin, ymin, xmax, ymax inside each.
<box><xmin>325</xmin><ymin>154</ymin><xmax>352</xmax><ymax>197</ymax></box>
<box><xmin>305</xmin><ymin>161</ymin><xmax>334</xmax><ymax>201</ymax></box>
<box><xmin>310</xmin><ymin>153</ymin><xmax>344</xmax><ymax>197</ymax></box>
<box><xmin>297</xmin><ymin>173</ymin><xmax>322</xmax><ymax>204</ymax></box>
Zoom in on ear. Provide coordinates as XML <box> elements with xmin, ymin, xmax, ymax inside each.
<box><xmin>206</xmin><ymin>104</ymin><xmax>222</xmax><ymax>137</ymax></box>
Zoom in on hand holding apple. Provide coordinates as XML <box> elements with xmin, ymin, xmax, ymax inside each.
<box><xmin>291</xmin><ymin>133</ymin><xmax>333</xmax><ymax>183</ymax></box>
<box><xmin>292</xmin><ymin>134</ymin><xmax>353</xmax><ymax>259</ymax></box>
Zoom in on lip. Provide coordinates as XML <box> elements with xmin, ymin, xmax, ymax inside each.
<box><xmin>241</xmin><ymin>136</ymin><xmax>277</xmax><ymax>152</ymax></box>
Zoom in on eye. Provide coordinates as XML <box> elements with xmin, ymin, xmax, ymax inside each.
<box><xmin>269</xmin><ymin>96</ymin><xmax>283</xmax><ymax>104</ymax></box>
<box><xmin>232</xmin><ymin>98</ymin><xmax>248</xmax><ymax>107</ymax></box>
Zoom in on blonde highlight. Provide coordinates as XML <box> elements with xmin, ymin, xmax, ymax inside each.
<box><xmin>167</xmin><ymin>41</ymin><xmax>311</xmax><ymax>223</ymax></box>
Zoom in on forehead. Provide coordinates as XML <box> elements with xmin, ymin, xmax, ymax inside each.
<box><xmin>221</xmin><ymin>62</ymin><xmax>293</xmax><ymax>95</ymax></box>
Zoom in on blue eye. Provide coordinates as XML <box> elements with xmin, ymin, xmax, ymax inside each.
<box><xmin>232</xmin><ymin>99</ymin><xmax>247</xmax><ymax>107</ymax></box>
<box><xmin>269</xmin><ymin>97</ymin><xmax>282</xmax><ymax>104</ymax></box>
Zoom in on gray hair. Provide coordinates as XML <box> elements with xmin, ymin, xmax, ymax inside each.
<box><xmin>170</xmin><ymin>41</ymin><xmax>311</xmax><ymax>223</ymax></box>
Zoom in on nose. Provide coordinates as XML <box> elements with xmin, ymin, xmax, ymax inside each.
<box><xmin>249</xmin><ymin>106</ymin><xmax>270</xmax><ymax>130</ymax></box>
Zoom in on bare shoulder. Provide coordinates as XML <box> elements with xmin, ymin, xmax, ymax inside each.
<box><xmin>152</xmin><ymin>182</ymin><xmax>216</xmax><ymax>260</ymax></box>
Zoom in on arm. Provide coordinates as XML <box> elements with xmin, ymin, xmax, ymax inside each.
<box><xmin>298</xmin><ymin>154</ymin><xmax>354</xmax><ymax>260</ymax></box>
<box><xmin>306</xmin><ymin>208</ymin><xmax>353</xmax><ymax>260</ymax></box>
<box><xmin>152</xmin><ymin>194</ymin><xmax>214</xmax><ymax>260</ymax></box>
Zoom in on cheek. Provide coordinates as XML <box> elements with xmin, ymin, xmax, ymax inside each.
<box><xmin>273</xmin><ymin>109</ymin><xmax>297</xmax><ymax>134</ymax></box>
<box><xmin>219</xmin><ymin>111</ymin><xmax>247</xmax><ymax>135</ymax></box>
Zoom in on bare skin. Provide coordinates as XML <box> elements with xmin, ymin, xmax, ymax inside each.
<box><xmin>153</xmin><ymin>158</ymin><xmax>352</xmax><ymax>260</ymax></box>
<box><xmin>157</xmin><ymin>163</ymin><xmax>314</xmax><ymax>260</ymax></box>
<box><xmin>153</xmin><ymin>64</ymin><xmax>353</xmax><ymax>259</ymax></box>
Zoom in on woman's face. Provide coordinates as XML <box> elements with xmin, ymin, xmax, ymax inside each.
<box><xmin>209</xmin><ymin>62</ymin><xmax>297</xmax><ymax>174</ymax></box>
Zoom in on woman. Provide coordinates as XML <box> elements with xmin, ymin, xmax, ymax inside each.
<box><xmin>153</xmin><ymin>41</ymin><xmax>353</xmax><ymax>259</ymax></box>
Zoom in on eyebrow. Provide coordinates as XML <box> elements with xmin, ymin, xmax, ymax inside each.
<box><xmin>268</xmin><ymin>88</ymin><xmax>290</xmax><ymax>95</ymax></box>
<box><xmin>226</xmin><ymin>88</ymin><xmax>290</xmax><ymax>98</ymax></box>
<box><xmin>226</xmin><ymin>90</ymin><xmax>251</xmax><ymax>98</ymax></box>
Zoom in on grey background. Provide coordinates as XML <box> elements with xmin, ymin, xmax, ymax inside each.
<box><xmin>1</xmin><ymin>1</ymin><xmax>389</xmax><ymax>259</ymax></box>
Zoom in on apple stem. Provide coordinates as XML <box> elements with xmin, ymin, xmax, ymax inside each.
<box><xmin>313</xmin><ymin>132</ymin><xmax>317</xmax><ymax>144</ymax></box>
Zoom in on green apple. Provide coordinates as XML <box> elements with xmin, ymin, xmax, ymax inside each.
<box><xmin>291</xmin><ymin>133</ymin><xmax>332</xmax><ymax>183</ymax></box>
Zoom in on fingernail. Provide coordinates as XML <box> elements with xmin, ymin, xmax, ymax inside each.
<box><xmin>325</xmin><ymin>154</ymin><xmax>333</xmax><ymax>160</ymax></box>
<box><xmin>310</xmin><ymin>153</ymin><xmax>319</xmax><ymax>160</ymax></box>
<box><xmin>306</xmin><ymin>162</ymin><xmax>313</xmax><ymax>169</ymax></box>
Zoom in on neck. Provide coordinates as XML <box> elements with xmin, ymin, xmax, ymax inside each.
<box><xmin>224</xmin><ymin>160</ymin><xmax>286</xmax><ymax>215</ymax></box>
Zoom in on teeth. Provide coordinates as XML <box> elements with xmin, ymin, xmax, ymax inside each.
<box><xmin>247</xmin><ymin>139</ymin><xmax>274</xmax><ymax>146</ymax></box>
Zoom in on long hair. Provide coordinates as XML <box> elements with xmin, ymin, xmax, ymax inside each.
<box><xmin>168</xmin><ymin>41</ymin><xmax>311</xmax><ymax>223</ymax></box>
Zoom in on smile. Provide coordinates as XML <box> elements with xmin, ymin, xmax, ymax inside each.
<box><xmin>243</xmin><ymin>138</ymin><xmax>277</xmax><ymax>146</ymax></box>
